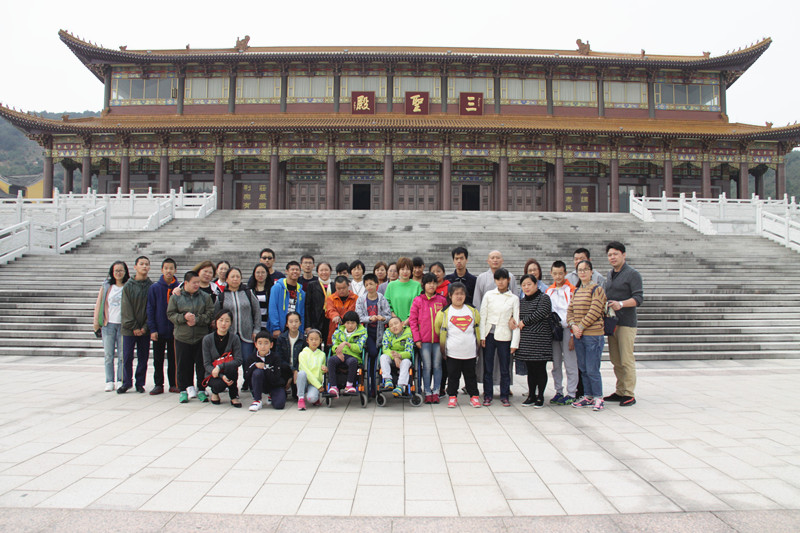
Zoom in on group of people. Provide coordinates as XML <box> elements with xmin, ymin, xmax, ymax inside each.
<box><xmin>93</xmin><ymin>243</ymin><xmax>643</xmax><ymax>412</ymax></box>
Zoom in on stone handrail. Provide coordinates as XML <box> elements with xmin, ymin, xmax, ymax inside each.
<box><xmin>0</xmin><ymin>220</ymin><xmax>32</xmax><ymax>265</ymax></box>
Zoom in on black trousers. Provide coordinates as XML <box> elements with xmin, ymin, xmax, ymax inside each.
<box><xmin>525</xmin><ymin>360</ymin><xmax>548</xmax><ymax>398</ymax></box>
<box><xmin>152</xmin><ymin>336</ymin><xmax>176</xmax><ymax>387</ymax></box>
<box><xmin>207</xmin><ymin>366</ymin><xmax>240</xmax><ymax>399</ymax></box>
<box><xmin>446</xmin><ymin>357</ymin><xmax>479</xmax><ymax>398</ymax></box>
<box><xmin>175</xmin><ymin>339</ymin><xmax>204</xmax><ymax>392</ymax></box>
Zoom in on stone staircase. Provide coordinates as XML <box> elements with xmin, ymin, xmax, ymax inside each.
<box><xmin>1</xmin><ymin>210</ymin><xmax>799</xmax><ymax>360</ymax></box>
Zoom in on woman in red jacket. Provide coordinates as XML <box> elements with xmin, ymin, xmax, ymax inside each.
<box><xmin>409</xmin><ymin>273</ymin><xmax>448</xmax><ymax>404</ymax></box>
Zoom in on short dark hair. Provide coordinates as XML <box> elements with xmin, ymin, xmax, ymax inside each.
<box><xmin>519</xmin><ymin>274</ymin><xmax>537</xmax><ymax>287</ymax></box>
<box><xmin>334</xmin><ymin>275</ymin><xmax>349</xmax><ymax>287</ymax></box>
<box><xmin>606</xmin><ymin>241</ymin><xmax>626</xmax><ymax>254</ymax></box>
<box><xmin>493</xmin><ymin>268</ymin><xmax>510</xmax><ymax>280</ymax></box>
<box><xmin>335</xmin><ymin>261</ymin><xmax>350</xmax><ymax>274</ymax></box>
<box><xmin>551</xmin><ymin>260</ymin><xmax>567</xmax><ymax>272</ymax></box>
<box><xmin>422</xmin><ymin>273</ymin><xmax>438</xmax><ymax>286</ymax></box>
<box><xmin>162</xmin><ymin>258</ymin><xmax>176</xmax><ymax>268</ymax></box>
<box><xmin>285</xmin><ymin>260</ymin><xmax>301</xmax><ymax>270</ymax></box>
<box><xmin>412</xmin><ymin>256</ymin><xmax>425</xmax><ymax>268</ymax></box>
<box><xmin>573</xmin><ymin>248</ymin><xmax>591</xmax><ymax>259</ymax></box>
<box><xmin>135</xmin><ymin>255</ymin><xmax>150</xmax><ymax>265</ymax></box>
<box><xmin>363</xmin><ymin>273</ymin><xmax>378</xmax><ymax>285</ymax></box>
<box><xmin>349</xmin><ymin>260</ymin><xmax>365</xmax><ymax>273</ymax></box>
<box><xmin>448</xmin><ymin>282</ymin><xmax>466</xmax><ymax>296</ymax></box>
<box><xmin>192</xmin><ymin>260</ymin><xmax>215</xmax><ymax>275</ymax></box>
<box><xmin>260</xmin><ymin>248</ymin><xmax>275</xmax><ymax>259</ymax></box>
<box><xmin>373</xmin><ymin>261</ymin><xmax>388</xmax><ymax>273</ymax></box>
<box><xmin>300</xmin><ymin>254</ymin><xmax>315</xmax><ymax>263</ymax></box>
<box><xmin>451</xmin><ymin>246</ymin><xmax>468</xmax><ymax>259</ymax></box>
<box><xmin>255</xmin><ymin>330</ymin><xmax>274</xmax><ymax>343</ymax></box>
<box><xmin>343</xmin><ymin>310</ymin><xmax>360</xmax><ymax>324</ymax></box>
<box><xmin>184</xmin><ymin>271</ymin><xmax>198</xmax><ymax>282</ymax></box>
<box><xmin>317</xmin><ymin>262</ymin><xmax>332</xmax><ymax>273</ymax></box>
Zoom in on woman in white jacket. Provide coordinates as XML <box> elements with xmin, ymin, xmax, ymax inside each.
<box><xmin>479</xmin><ymin>268</ymin><xmax>519</xmax><ymax>407</ymax></box>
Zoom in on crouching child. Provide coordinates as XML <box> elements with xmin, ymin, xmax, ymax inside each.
<box><xmin>247</xmin><ymin>331</ymin><xmax>286</xmax><ymax>411</ymax></box>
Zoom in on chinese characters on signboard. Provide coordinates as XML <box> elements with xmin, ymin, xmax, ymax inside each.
<box><xmin>240</xmin><ymin>183</ymin><xmax>269</xmax><ymax>210</ymax></box>
<box><xmin>351</xmin><ymin>91</ymin><xmax>375</xmax><ymax>114</ymax></box>
<box><xmin>459</xmin><ymin>93</ymin><xmax>483</xmax><ymax>115</ymax></box>
<box><xmin>405</xmin><ymin>91</ymin><xmax>429</xmax><ymax>115</ymax></box>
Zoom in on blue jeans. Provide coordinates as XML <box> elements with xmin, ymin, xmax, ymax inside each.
<box><xmin>102</xmin><ymin>323</ymin><xmax>123</xmax><ymax>383</ymax></box>
<box><xmin>122</xmin><ymin>334</ymin><xmax>150</xmax><ymax>388</ymax></box>
<box><xmin>574</xmin><ymin>334</ymin><xmax>604</xmax><ymax>398</ymax></box>
<box><xmin>296</xmin><ymin>370</ymin><xmax>320</xmax><ymax>403</ymax></box>
<box><xmin>483</xmin><ymin>333</ymin><xmax>511</xmax><ymax>400</ymax></box>
<box><xmin>419</xmin><ymin>342</ymin><xmax>442</xmax><ymax>394</ymax></box>
<box><xmin>240</xmin><ymin>340</ymin><xmax>255</xmax><ymax>363</ymax></box>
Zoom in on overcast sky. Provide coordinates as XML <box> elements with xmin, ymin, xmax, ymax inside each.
<box><xmin>1</xmin><ymin>0</ymin><xmax>798</xmax><ymax>130</ymax></box>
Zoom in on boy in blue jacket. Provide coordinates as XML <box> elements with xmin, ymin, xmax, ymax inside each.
<box><xmin>147</xmin><ymin>258</ymin><xmax>179</xmax><ymax>395</ymax></box>
<box><xmin>268</xmin><ymin>261</ymin><xmax>306</xmax><ymax>338</ymax></box>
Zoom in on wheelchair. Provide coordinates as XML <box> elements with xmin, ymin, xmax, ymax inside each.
<box><xmin>374</xmin><ymin>347</ymin><xmax>424</xmax><ymax>408</ymax></box>
<box><xmin>321</xmin><ymin>346</ymin><xmax>368</xmax><ymax>408</ymax></box>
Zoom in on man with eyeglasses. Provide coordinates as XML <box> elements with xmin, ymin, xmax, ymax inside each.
<box><xmin>566</xmin><ymin>248</ymin><xmax>606</xmax><ymax>288</ymax></box>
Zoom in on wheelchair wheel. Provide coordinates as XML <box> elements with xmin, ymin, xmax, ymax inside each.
<box><xmin>410</xmin><ymin>393</ymin><xmax>424</xmax><ymax>407</ymax></box>
<box><xmin>325</xmin><ymin>396</ymin><xmax>333</xmax><ymax>408</ymax></box>
<box><xmin>359</xmin><ymin>392</ymin><xmax>368</xmax><ymax>408</ymax></box>
<box><xmin>376</xmin><ymin>392</ymin><xmax>388</xmax><ymax>407</ymax></box>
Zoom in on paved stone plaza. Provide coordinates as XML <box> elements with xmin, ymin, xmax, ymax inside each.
<box><xmin>1</xmin><ymin>356</ymin><xmax>799</xmax><ymax>531</ymax></box>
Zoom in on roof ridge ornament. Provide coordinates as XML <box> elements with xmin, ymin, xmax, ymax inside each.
<box><xmin>576</xmin><ymin>39</ymin><xmax>591</xmax><ymax>56</ymax></box>
<box><xmin>235</xmin><ymin>35</ymin><xmax>250</xmax><ymax>53</ymax></box>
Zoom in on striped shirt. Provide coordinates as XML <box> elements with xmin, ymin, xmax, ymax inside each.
<box><xmin>566</xmin><ymin>283</ymin><xmax>607</xmax><ymax>336</ymax></box>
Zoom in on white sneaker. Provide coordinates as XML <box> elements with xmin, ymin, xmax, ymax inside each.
<box><xmin>249</xmin><ymin>400</ymin><xmax>262</xmax><ymax>412</ymax></box>
<box><xmin>265</xmin><ymin>394</ymin><xmax>272</xmax><ymax>405</ymax></box>
<box><xmin>187</xmin><ymin>386</ymin><xmax>198</xmax><ymax>399</ymax></box>
<box><xmin>105</xmin><ymin>382</ymin><xmax>115</xmax><ymax>392</ymax></box>
<box><xmin>117</xmin><ymin>381</ymin><xmax>123</xmax><ymax>390</ymax></box>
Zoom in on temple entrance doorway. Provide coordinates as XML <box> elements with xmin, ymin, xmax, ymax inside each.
<box><xmin>352</xmin><ymin>183</ymin><xmax>371</xmax><ymax>210</ymax></box>
<box><xmin>462</xmin><ymin>184</ymin><xmax>481</xmax><ymax>211</ymax></box>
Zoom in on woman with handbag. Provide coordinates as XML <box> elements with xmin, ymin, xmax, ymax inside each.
<box><xmin>513</xmin><ymin>274</ymin><xmax>553</xmax><ymax>408</ymax></box>
<box><xmin>215</xmin><ymin>267</ymin><xmax>261</xmax><ymax>363</ymax></box>
<box><xmin>202</xmin><ymin>309</ymin><xmax>243</xmax><ymax>406</ymax></box>
<box><xmin>567</xmin><ymin>260</ymin><xmax>608</xmax><ymax>412</ymax></box>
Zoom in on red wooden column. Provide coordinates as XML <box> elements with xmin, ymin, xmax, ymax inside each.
<box><xmin>701</xmin><ymin>160</ymin><xmax>712</xmax><ymax>198</ymax></box>
<box><xmin>383</xmin><ymin>154</ymin><xmax>394</xmax><ymax>210</ymax></box>
<box><xmin>776</xmin><ymin>161</ymin><xmax>786</xmax><ymax>199</ymax></box>
<box><xmin>738</xmin><ymin>162</ymin><xmax>749</xmax><ymax>199</ymax></box>
<box><xmin>120</xmin><ymin>153</ymin><xmax>130</xmax><ymax>193</ymax></box>
<box><xmin>610</xmin><ymin>156</ymin><xmax>620</xmax><ymax>212</ymax></box>
<box><xmin>440</xmin><ymin>153</ymin><xmax>451</xmax><ymax>210</ymax></box>
<box><xmin>159</xmin><ymin>154</ymin><xmax>169</xmax><ymax>194</ymax></box>
<box><xmin>498</xmin><ymin>154</ymin><xmax>508</xmax><ymax>212</ymax></box>
<box><xmin>663</xmin><ymin>159</ymin><xmax>674</xmax><ymax>197</ymax></box>
<box><xmin>214</xmin><ymin>153</ymin><xmax>223</xmax><ymax>210</ymax></box>
<box><xmin>63</xmin><ymin>163</ymin><xmax>75</xmax><ymax>194</ymax></box>
<box><xmin>43</xmin><ymin>155</ymin><xmax>54</xmax><ymax>199</ymax></box>
<box><xmin>326</xmin><ymin>154</ymin><xmax>336</xmax><ymax>210</ymax></box>
<box><xmin>555</xmin><ymin>156</ymin><xmax>564</xmax><ymax>212</ymax></box>
<box><xmin>81</xmin><ymin>155</ymin><xmax>92</xmax><ymax>193</ymax></box>
<box><xmin>269</xmin><ymin>153</ymin><xmax>279</xmax><ymax>210</ymax></box>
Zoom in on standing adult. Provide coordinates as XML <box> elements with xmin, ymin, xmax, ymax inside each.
<box><xmin>514</xmin><ymin>274</ymin><xmax>553</xmax><ymax>407</ymax></box>
<box><xmin>261</xmin><ymin>248</ymin><xmax>284</xmax><ymax>282</ymax></box>
<box><xmin>146</xmin><ymin>258</ymin><xmax>179</xmax><ymax>395</ymax></box>
<box><xmin>268</xmin><ymin>261</ymin><xmax>305</xmax><ymax>338</ymax></box>
<box><xmin>213</xmin><ymin>260</ymin><xmax>230</xmax><ymax>292</ymax></box>
<box><xmin>119</xmin><ymin>256</ymin><xmax>153</xmax><ymax>394</ymax></box>
<box><xmin>521</xmin><ymin>259</ymin><xmax>549</xmax><ymax>294</ymax></box>
<box><xmin>306</xmin><ymin>262</ymin><xmax>333</xmax><ymax>345</ymax></box>
<box><xmin>384</xmin><ymin>257</ymin><xmax>422</xmax><ymax>326</ymax></box>
<box><xmin>216</xmin><ymin>267</ymin><xmax>261</xmax><ymax>363</ymax></box>
<box><xmin>567</xmin><ymin>248</ymin><xmax>606</xmax><ymax>288</ymax></box>
<box><xmin>247</xmin><ymin>263</ymin><xmax>272</xmax><ymax>332</ymax></box>
<box><xmin>378</xmin><ymin>262</ymin><xmax>398</xmax><ymax>295</ymax></box>
<box><xmin>168</xmin><ymin>271</ymin><xmax>215</xmax><ymax>403</ymax></box>
<box><xmin>192</xmin><ymin>260</ymin><xmax>220</xmax><ymax>304</ymax></box>
<box><xmin>567</xmin><ymin>260</ymin><xmax>607</xmax><ymax>411</ymax></box>
<box><xmin>93</xmin><ymin>260</ymin><xmax>129</xmax><ymax>391</ymax></box>
<box><xmin>324</xmin><ymin>276</ymin><xmax>358</xmax><ymax>345</ymax></box>
<box><xmin>299</xmin><ymin>254</ymin><xmax>318</xmax><ymax>294</ymax></box>
<box><xmin>445</xmin><ymin>247</ymin><xmax>477</xmax><ymax>305</ymax></box>
<box><xmin>603</xmin><ymin>241</ymin><xmax>644</xmax><ymax>407</ymax></box>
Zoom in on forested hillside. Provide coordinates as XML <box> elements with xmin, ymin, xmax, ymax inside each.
<box><xmin>0</xmin><ymin>111</ymin><xmax>798</xmax><ymax>198</ymax></box>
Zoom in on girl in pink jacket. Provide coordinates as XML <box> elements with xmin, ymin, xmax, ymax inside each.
<box><xmin>409</xmin><ymin>273</ymin><xmax>448</xmax><ymax>404</ymax></box>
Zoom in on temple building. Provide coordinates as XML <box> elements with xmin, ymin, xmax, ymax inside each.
<box><xmin>1</xmin><ymin>31</ymin><xmax>799</xmax><ymax>211</ymax></box>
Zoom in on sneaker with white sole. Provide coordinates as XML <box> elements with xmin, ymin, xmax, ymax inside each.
<box><xmin>104</xmin><ymin>382</ymin><xmax>114</xmax><ymax>392</ymax></box>
<box><xmin>572</xmin><ymin>396</ymin><xmax>594</xmax><ymax>408</ymax></box>
<box><xmin>187</xmin><ymin>385</ymin><xmax>198</xmax><ymax>399</ymax></box>
<box><xmin>249</xmin><ymin>400</ymin><xmax>262</xmax><ymax>412</ymax></box>
<box><xmin>593</xmin><ymin>398</ymin><xmax>605</xmax><ymax>411</ymax></box>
